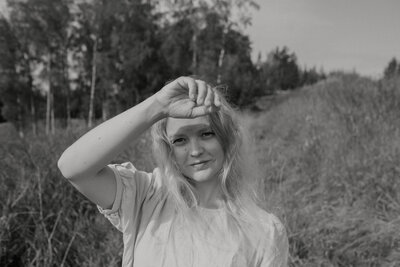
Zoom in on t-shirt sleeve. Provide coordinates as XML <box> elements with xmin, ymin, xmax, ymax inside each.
<box><xmin>97</xmin><ymin>162</ymin><xmax>162</xmax><ymax>233</ymax></box>
<box><xmin>259</xmin><ymin>214</ymin><xmax>289</xmax><ymax>267</ymax></box>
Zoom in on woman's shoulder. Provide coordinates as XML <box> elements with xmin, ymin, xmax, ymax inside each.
<box><xmin>255</xmin><ymin>207</ymin><xmax>286</xmax><ymax>237</ymax></box>
<box><xmin>248</xmin><ymin>207</ymin><xmax>289</xmax><ymax>260</ymax></box>
<box><xmin>109</xmin><ymin>161</ymin><xmax>164</xmax><ymax>190</ymax></box>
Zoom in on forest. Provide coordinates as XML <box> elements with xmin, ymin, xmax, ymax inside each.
<box><xmin>0</xmin><ymin>0</ymin><xmax>325</xmax><ymax>136</ymax></box>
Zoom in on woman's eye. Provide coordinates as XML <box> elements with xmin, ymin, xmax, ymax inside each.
<box><xmin>172</xmin><ymin>138</ymin><xmax>185</xmax><ymax>145</ymax></box>
<box><xmin>202</xmin><ymin>131</ymin><xmax>215</xmax><ymax>138</ymax></box>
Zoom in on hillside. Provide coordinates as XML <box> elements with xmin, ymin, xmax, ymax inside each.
<box><xmin>250</xmin><ymin>74</ymin><xmax>400</xmax><ymax>265</ymax></box>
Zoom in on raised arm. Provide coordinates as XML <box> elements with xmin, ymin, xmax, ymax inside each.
<box><xmin>57</xmin><ymin>77</ymin><xmax>220</xmax><ymax>209</ymax></box>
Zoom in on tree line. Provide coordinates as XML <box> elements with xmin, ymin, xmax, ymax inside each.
<box><xmin>0</xmin><ymin>0</ymin><xmax>326</xmax><ymax>136</ymax></box>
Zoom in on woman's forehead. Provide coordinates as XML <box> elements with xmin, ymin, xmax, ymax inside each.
<box><xmin>166</xmin><ymin>116</ymin><xmax>210</xmax><ymax>136</ymax></box>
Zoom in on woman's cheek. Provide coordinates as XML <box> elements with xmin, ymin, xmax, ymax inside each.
<box><xmin>173</xmin><ymin>146</ymin><xmax>188</xmax><ymax>166</ymax></box>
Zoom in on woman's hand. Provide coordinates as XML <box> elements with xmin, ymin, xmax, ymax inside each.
<box><xmin>154</xmin><ymin>77</ymin><xmax>221</xmax><ymax>118</ymax></box>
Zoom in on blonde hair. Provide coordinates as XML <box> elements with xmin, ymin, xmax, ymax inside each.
<box><xmin>151</xmin><ymin>86</ymin><xmax>264</xmax><ymax>228</ymax></box>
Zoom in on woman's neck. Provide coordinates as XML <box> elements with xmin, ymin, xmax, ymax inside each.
<box><xmin>194</xmin><ymin>179</ymin><xmax>223</xmax><ymax>209</ymax></box>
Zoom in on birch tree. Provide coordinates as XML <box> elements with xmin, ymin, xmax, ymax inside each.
<box><xmin>162</xmin><ymin>0</ymin><xmax>258</xmax><ymax>81</ymax></box>
<box><xmin>7</xmin><ymin>0</ymin><xmax>70</xmax><ymax>134</ymax></box>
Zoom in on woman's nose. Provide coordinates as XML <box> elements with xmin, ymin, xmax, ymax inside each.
<box><xmin>189</xmin><ymin>139</ymin><xmax>204</xmax><ymax>157</ymax></box>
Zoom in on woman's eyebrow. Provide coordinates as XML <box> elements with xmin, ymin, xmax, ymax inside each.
<box><xmin>168</xmin><ymin>124</ymin><xmax>210</xmax><ymax>138</ymax></box>
<box><xmin>168</xmin><ymin>133</ymin><xmax>183</xmax><ymax>140</ymax></box>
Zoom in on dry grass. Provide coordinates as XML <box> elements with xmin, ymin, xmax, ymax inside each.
<box><xmin>0</xmin><ymin>124</ymin><xmax>153</xmax><ymax>266</ymax></box>
<box><xmin>1</xmin><ymin>74</ymin><xmax>400</xmax><ymax>266</ymax></box>
<box><xmin>252</xmin><ymin>74</ymin><xmax>400</xmax><ymax>266</ymax></box>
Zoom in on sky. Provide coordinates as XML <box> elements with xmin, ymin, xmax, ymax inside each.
<box><xmin>245</xmin><ymin>0</ymin><xmax>400</xmax><ymax>78</ymax></box>
<box><xmin>1</xmin><ymin>0</ymin><xmax>399</xmax><ymax>78</ymax></box>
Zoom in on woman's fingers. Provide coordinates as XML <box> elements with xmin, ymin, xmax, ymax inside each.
<box><xmin>192</xmin><ymin>104</ymin><xmax>220</xmax><ymax>117</ymax></box>
<box><xmin>173</xmin><ymin>76</ymin><xmax>221</xmax><ymax>109</ymax></box>
<box><xmin>194</xmin><ymin>81</ymin><xmax>220</xmax><ymax>108</ymax></box>
<box><xmin>190</xmin><ymin>84</ymin><xmax>220</xmax><ymax>117</ymax></box>
<box><xmin>195</xmin><ymin>81</ymin><xmax>207</xmax><ymax>105</ymax></box>
<box><xmin>204</xmin><ymin>86</ymin><xmax>214</xmax><ymax>107</ymax></box>
<box><xmin>184</xmin><ymin>78</ymin><xmax>197</xmax><ymax>101</ymax></box>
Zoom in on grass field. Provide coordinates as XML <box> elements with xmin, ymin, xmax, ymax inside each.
<box><xmin>1</xmin><ymin>74</ymin><xmax>399</xmax><ymax>266</ymax></box>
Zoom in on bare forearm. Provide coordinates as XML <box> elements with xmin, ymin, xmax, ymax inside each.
<box><xmin>58</xmin><ymin>95</ymin><xmax>165</xmax><ymax>179</ymax></box>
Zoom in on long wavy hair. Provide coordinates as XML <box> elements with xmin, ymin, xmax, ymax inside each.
<box><xmin>150</xmin><ymin>87</ymin><xmax>263</xmax><ymax>227</ymax></box>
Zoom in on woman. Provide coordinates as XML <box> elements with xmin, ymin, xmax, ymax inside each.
<box><xmin>58</xmin><ymin>77</ymin><xmax>288</xmax><ymax>266</ymax></box>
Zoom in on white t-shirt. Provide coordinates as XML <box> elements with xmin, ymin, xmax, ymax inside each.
<box><xmin>98</xmin><ymin>162</ymin><xmax>289</xmax><ymax>267</ymax></box>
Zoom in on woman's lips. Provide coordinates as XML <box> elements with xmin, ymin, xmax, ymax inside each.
<box><xmin>191</xmin><ymin>160</ymin><xmax>209</xmax><ymax>165</ymax></box>
<box><xmin>190</xmin><ymin>160</ymin><xmax>212</xmax><ymax>170</ymax></box>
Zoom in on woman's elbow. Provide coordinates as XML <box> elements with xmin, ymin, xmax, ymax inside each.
<box><xmin>57</xmin><ymin>151</ymin><xmax>78</xmax><ymax>179</ymax></box>
<box><xmin>58</xmin><ymin>150</ymin><xmax>95</xmax><ymax>180</ymax></box>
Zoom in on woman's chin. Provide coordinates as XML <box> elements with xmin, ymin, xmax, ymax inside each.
<box><xmin>188</xmin><ymin>171</ymin><xmax>218</xmax><ymax>184</ymax></box>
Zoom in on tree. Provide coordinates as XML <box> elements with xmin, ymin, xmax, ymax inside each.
<box><xmin>73</xmin><ymin>0</ymin><xmax>117</xmax><ymax>127</ymax></box>
<box><xmin>7</xmin><ymin>0</ymin><xmax>71</xmax><ymax>134</ymax></box>
<box><xmin>0</xmin><ymin>16</ymin><xmax>22</xmax><ymax>131</ymax></box>
<box><xmin>70</xmin><ymin>0</ymin><xmax>166</xmax><ymax>124</ymax></box>
<box><xmin>0</xmin><ymin>11</ymin><xmax>44</xmax><ymax>136</ymax></box>
<box><xmin>161</xmin><ymin>0</ymin><xmax>258</xmax><ymax>80</ymax></box>
<box><xmin>161</xmin><ymin>0</ymin><xmax>211</xmax><ymax>74</ymax></box>
<box><xmin>209</xmin><ymin>0</ymin><xmax>259</xmax><ymax>83</ymax></box>
<box><xmin>158</xmin><ymin>3</ymin><xmax>260</xmax><ymax>106</ymax></box>
<box><xmin>218</xmin><ymin>27</ymin><xmax>260</xmax><ymax>106</ymax></box>
<box><xmin>261</xmin><ymin>46</ymin><xmax>300</xmax><ymax>92</ymax></box>
<box><xmin>160</xmin><ymin>17</ymin><xmax>194</xmax><ymax>77</ymax></box>
<box><xmin>300</xmin><ymin>67</ymin><xmax>325</xmax><ymax>87</ymax></box>
<box><xmin>383</xmin><ymin>58</ymin><xmax>399</xmax><ymax>79</ymax></box>
<box><xmin>0</xmin><ymin>100</ymin><xmax>5</xmax><ymax>122</ymax></box>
